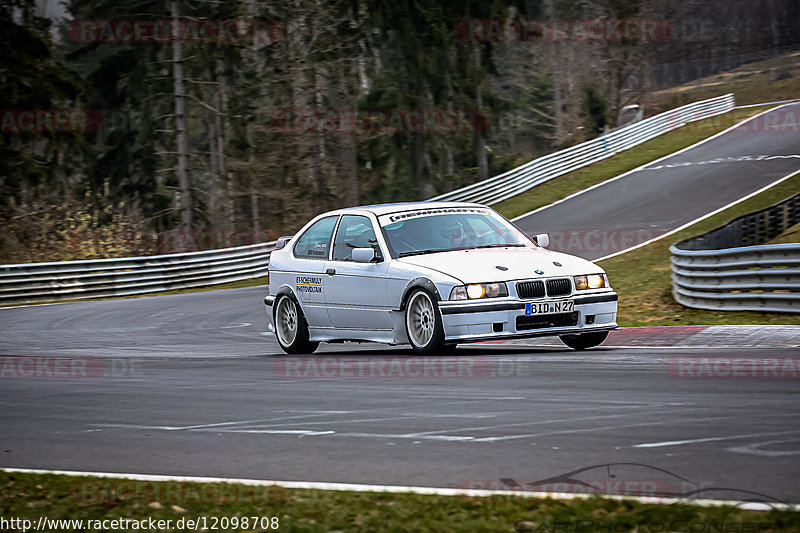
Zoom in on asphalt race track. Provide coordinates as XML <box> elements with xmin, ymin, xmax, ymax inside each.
<box><xmin>514</xmin><ymin>103</ymin><xmax>800</xmax><ymax>260</ymax></box>
<box><xmin>1</xmin><ymin>288</ymin><xmax>799</xmax><ymax>503</ymax></box>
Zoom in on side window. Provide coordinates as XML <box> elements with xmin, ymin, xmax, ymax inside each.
<box><xmin>293</xmin><ymin>216</ymin><xmax>338</xmax><ymax>260</ymax></box>
<box><xmin>332</xmin><ymin>215</ymin><xmax>381</xmax><ymax>262</ymax></box>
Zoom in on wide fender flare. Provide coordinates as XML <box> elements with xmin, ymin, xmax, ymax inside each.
<box><xmin>390</xmin><ymin>278</ymin><xmax>442</xmax><ymax>345</ymax></box>
<box><xmin>399</xmin><ymin>277</ymin><xmax>443</xmax><ymax>310</ymax></box>
<box><xmin>272</xmin><ymin>285</ymin><xmax>303</xmax><ymax>320</ymax></box>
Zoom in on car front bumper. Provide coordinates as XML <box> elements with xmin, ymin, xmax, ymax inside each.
<box><xmin>437</xmin><ymin>291</ymin><xmax>618</xmax><ymax>342</ymax></box>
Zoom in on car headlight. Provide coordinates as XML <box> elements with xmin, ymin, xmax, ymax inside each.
<box><xmin>574</xmin><ymin>274</ymin><xmax>607</xmax><ymax>290</ymax></box>
<box><xmin>450</xmin><ymin>282</ymin><xmax>509</xmax><ymax>300</ymax></box>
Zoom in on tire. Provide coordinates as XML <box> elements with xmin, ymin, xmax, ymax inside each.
<box><xmin>404</xmin><ymin>288</ymin><xmax>445</xmax><ymax>354</ymax></box>
<box><xmin>559</xmin><ymin>331</ymin><xmax>609</xmax><ymax>351</ymax></box>
<box><xmin>274</xmin><ymin>294</ymin><xmax>319</xmax><ymax>354</ymax></box>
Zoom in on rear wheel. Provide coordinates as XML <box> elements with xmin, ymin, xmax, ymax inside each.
<box><xmin>560</xmin><ymin>331</ymin><xmax>609</xmax><ymax>351</ymax></box>
<box><xmin>405</xmin><ymin>289</ymin><xmax>445</xmax><ymax>354</ymax></box>
<box><xmin>274</xmin><ymin>295</ymin><xmax>319</xmax><ymax>354</ymax></box>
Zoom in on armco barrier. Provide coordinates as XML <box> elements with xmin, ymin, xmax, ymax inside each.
<box><xmin>670</xmin><ymin>192</ymin><xmax>800</xmax><ymax>313</ymax></box>
<box><xmin>0</xmin><ymin>241</ymin><xmax>274</xmax><ymax>305</ymax></box>
<box><xmin>429</xmin><ymin>93</ymin><xmax>735</xmax><ymax>205</ymax></box>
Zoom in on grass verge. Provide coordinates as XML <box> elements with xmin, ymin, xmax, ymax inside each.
<box><xmin>768</xmin><ymin>222</ymin><xmax>800</xmax><ymax>245</ymax></box>
<box><xmin>600</xmin><ymin>175</ymin><xmax>800</xmax><ymax>327</ymax></box>
<box><xmin>652</xmin><ymin>50</ymin><xmax>800</xmax><ymax>110</ymax></box>
<box><xmin>492</xmin><ymin>106</ymin><xmax>774</xmax><ymax>221</ymax></box>
<box><xmin>2</xmin><ymin>470</ymin><xmax>799</xmax><ymax>533</ymax></box>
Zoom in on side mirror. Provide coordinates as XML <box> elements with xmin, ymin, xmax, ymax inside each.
<box><xmin>352</xmin><ymin>247</ymin><xmax>379</xmax><ymax>263</ymax></box>
<box><xmin>274</xmin><ymin>235</ymin><xmax>294</xmax><ymax>250</ymax></box>
<box><xmin>534</xmin><ymin>233</ymin><xmax>550</xmax><ymax>249</ymax></box>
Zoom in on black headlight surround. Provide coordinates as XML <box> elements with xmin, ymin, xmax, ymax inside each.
<box><xmin>450</xmin><ymin>282</ymin><xmax>509</xmax><ymax>300</ymax></box>
<box><xmin>574</xmin><ymin>274</ymin><xmax>607</xmax><ymax>290</ymax></box>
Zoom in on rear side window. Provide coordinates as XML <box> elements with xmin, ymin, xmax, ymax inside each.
<box><xmin>293</xmin><ymin>216</ymin><xmax>338</xmax><ymax>260</ymax></box>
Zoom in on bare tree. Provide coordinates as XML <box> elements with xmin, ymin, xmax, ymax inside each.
<box><xmin>171</xmin><ymin>0</ymin><xmax>192</xmax><ymax>231</ymax></box>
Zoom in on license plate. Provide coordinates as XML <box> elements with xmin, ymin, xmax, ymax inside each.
<box><xmin>526</xmin><ymin>300</ymin><xmax>575</xmax><ymax>315</ymax></box>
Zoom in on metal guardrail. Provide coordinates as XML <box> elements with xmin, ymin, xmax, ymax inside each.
<box><xmin>430</xmin><ymin>94</ymin><xmax>735</xmax><ymax>205</ymax></box>
<box><xmin>671</xmin><ymin>192</ymin><xmax>800</xmax><ymax>313</ymax></box>
<box><xmin>0</xmin><ymin>242</ymin><xmax>274</xmax><ymax>305</ymax></box>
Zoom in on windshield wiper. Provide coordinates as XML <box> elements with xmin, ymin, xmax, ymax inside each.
<box><xmin>398</xmin><ymin>248</ymin><xmax>461</xmax><ymax>257</ymax></box>
<box><xmin>470</xmin><ymin>243</ymin><xmax>526</xmax><ymax>249</ymax></box>
<box><xmin>398</xmin><ymin>244</ymin><xmax>524</xmax><ymax>257</ymax></box>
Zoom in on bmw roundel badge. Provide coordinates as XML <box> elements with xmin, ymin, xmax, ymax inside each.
<box><xmin>535</xmin><ymin>269</ymin><xmax>544</xmax><ymax>275</ymax></box>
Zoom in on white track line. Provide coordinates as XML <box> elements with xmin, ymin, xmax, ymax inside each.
<box><xmin>511</xmin><ymin>103</ymin><xmax>792</xmax><ymax>223</ymax></box>
<box><xmin>1</xmin><ymin>467</ymin><xmax>795</xmax><ymax>511</ymax></box>
<box><xmin>635</xmin><ymin>429</ymin><xmax>800</xmax><ymax>449</ymax></box>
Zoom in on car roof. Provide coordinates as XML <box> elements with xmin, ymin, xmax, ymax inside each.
<box><xmin>332</xmin><ymin>201</ymin><xmax>487</xmax><ymax>217</ymax></box>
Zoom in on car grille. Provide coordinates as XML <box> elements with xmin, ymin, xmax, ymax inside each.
<box><xmin>546</xmin><ymin>278</ymin><xmax>572</xmax><ymax>297</ymax></box>
<box><xmin>516</xmin><ymin>280</ymin><xmax>545</xmax><ymax>299</ymax></box>
<box><xmin>516</xmin><ymin>312</ymin><xmax>579</xmax><ymax>331</ymax></box>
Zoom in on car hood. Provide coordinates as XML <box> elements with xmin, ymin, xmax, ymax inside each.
<box><xmin>396</xmin><ymin>246</ymin><xmax>603</xmax><ymax>284</ymax></box>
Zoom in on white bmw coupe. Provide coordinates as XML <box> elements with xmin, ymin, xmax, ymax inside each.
<box><xmin>265</xmin><ymin>202</ymin><xmax>618</xmax><ymax>354</ymax></box>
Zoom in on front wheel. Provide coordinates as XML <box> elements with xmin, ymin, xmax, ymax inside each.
<box><xmin>274</xmin><ymin>295</ymin><xmax>319</xmax><ymax>354</ymax></box>
<box><xmin>560</xmin><ymin>331</ymin><xmax>609</xmax><ymax>351</ymax></box>
<box><xmin>405</xmin><ymin>289</ymin><xmax>445</xmax><ymax>354</ymax></box>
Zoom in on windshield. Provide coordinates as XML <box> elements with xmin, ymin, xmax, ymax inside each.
<box><xmin>379</xmin><ymin>207</ymin><xmax>533</xmax><ymax>257</ymax></box>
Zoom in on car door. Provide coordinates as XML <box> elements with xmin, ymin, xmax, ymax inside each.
<box><xmin>324</xmin><ymin>214</ymin><xmax>391</xmax><ymax>330</ymax></box>
<box><xmin>289</xmin><ymin>215</ymin><xmax>338</xmax><ymax>328</ymax></box>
